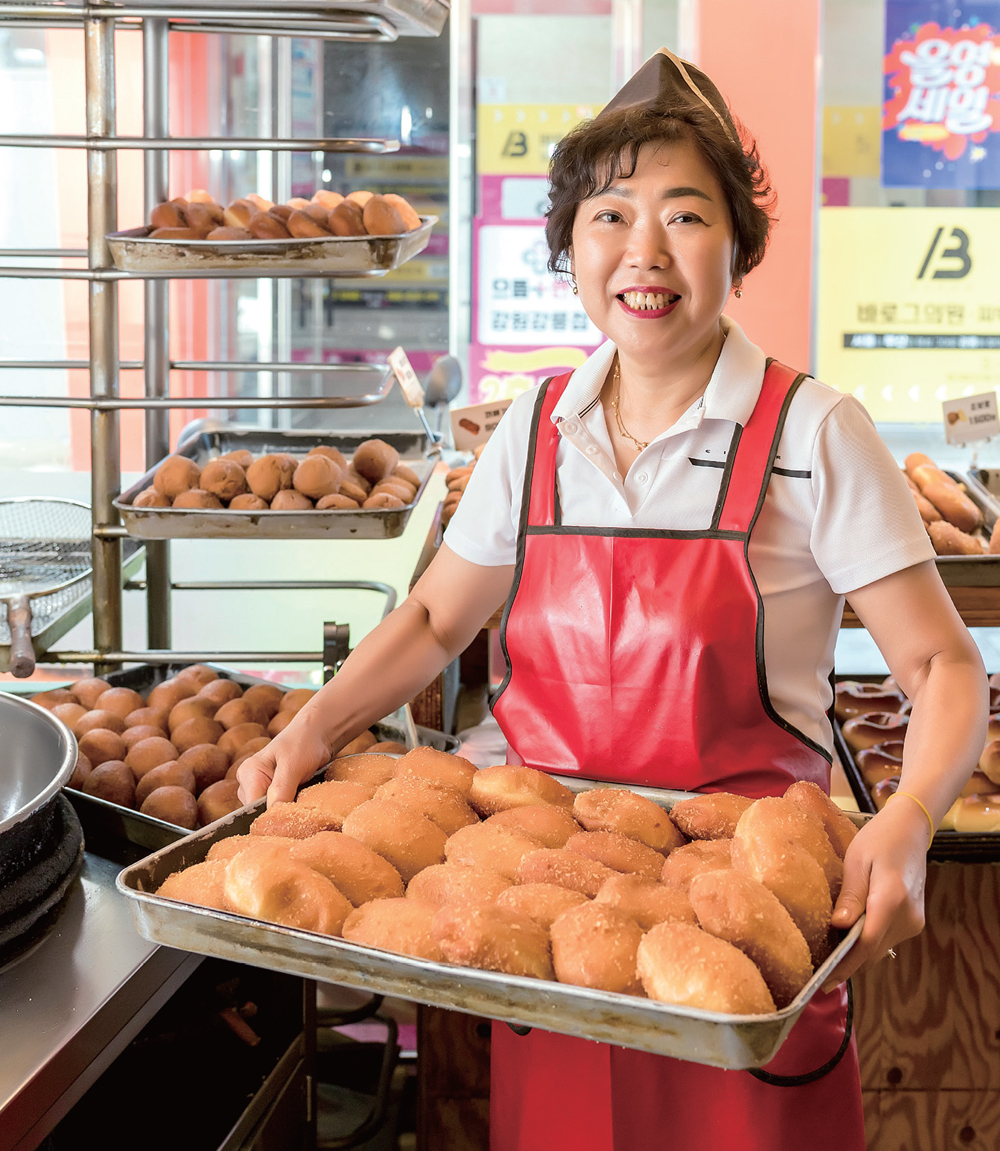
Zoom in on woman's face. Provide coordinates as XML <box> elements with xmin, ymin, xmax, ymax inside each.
<box><xmin>570</xmin><ymin>137</ymin><xmax>736</xmax><ymax>366</ymax></box>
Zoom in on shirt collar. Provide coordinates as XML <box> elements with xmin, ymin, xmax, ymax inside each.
<box><xmin>549</xmin><ymin>315</ymin><xmax>767</xmax><ymax>428</ymax></box>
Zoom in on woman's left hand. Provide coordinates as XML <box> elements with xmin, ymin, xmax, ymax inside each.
<box><xmin>820</xmin><ymin>797</ymin><xmax>930</xmax><ymax>992</ymax></box>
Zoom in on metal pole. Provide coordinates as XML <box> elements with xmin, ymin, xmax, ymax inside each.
<box><xmin>86</xmin><ymin>0</ymin><xmax>122</xmax><ymax>675</ymax></box>
<box><xmin>143</xmin><ymin>15</ymin><xmax>172</xmax><ymax>649</ymax></box>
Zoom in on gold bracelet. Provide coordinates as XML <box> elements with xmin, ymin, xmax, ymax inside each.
<box><xmin>887</xmin><ymin>790</ymin><xmax>936</xmax><ymax>841</ymax></box>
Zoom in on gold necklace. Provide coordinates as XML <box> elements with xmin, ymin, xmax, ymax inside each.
<box><xmin>611</xmin><ymin>358</ymin><xmax>650</xmax><ymax>452</ymax></box>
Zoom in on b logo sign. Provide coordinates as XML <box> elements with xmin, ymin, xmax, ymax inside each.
<box><xmin>917</xmin><ymin>226</ymin><xmax>972</xmax><ymax>280</ymax></box>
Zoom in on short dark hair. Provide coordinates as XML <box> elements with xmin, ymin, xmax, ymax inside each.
<box><xmin>545</xmin><ymin>102</ymin><xmax>774</xmax><ymax>280</ymax></box>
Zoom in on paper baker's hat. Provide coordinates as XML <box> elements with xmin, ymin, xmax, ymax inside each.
<box><xmin>597</xmin><ymin>48</ymin><xmax>739</xmax><ymax>147</ymax></box>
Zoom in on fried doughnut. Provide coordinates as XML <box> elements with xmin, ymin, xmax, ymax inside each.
<box><xmin>239</xmin><ymin>683</ymin><xmax>282</xmax><ymax>722</ymax></box>
<box><xmin>78</xmin><ymin>728</ymin><xmax>127</xmax><ymax>766</ymax></box>
<box><xmin>352</xmin><ymin>438</ymin><xmax>399</xmax><ymax>484</ymax></box>
<box><xmin>218</xmin><ymin>722</ymin><xmax>268</xmax><ymax>758</ymax></box>
<box><xmin>153</xmin><ymin>455</ymin><xmax>201</xmax><ymax>500</ymax></box>
<box><xmin>177</xmin><ymin>743</ymin><xmax>231</xmax><ymax>790</ymax></box>
<box><xmin>147</xmin><ymin>677</ymin><xmax>196</xmax><ymax>713</ymax></box>
<box><xmin>660</xmin><ymin>839</ymin><xmax>733</xmax><ymax>893</ymax></box>
<box><xmin>229</xmin><ymin>493</ymin><xmax>268</xmax><ymax>511</ymax></box>
<box><xmin>383</xmin><ymin>194</ymin><xmax>421</xmax><ymax>231</ymax></box>
<box><xmin>342</xmin><ymin>898</ymin><xmax>443</xmax><ymax>961</ymax></box>
<box><xmin>76</xmin><ymin>708</ymin><xmax>126</xmax><ymax>736</ymax></box>
<box><xmin>277</xmin><ymin>687</ymin><xmax>316</xmax><ymax>714</ymax></box>
<box><xmin>392</xmin><ymin>747</ymin><xmax>477</xmax><ymax>796</ymax></box>
<box><xmin>783</xmin><ymin>780</ymin><xmax>858</xmax><ymax>860</ymax></box>
<box><xmin>83</xmin><ymin>759</ymin><xmax>135</xmax><ymax>807</ymax></box>
<box><xmin>564</xmin><ymin>830</ymin><xmax>664</xmax><ymax>879</ymax></box>
<box><xmin>406</xmin><ymin>863</ymin><xmax>511</xmax><ymax>907</ymax></box>
<box><xmin>495</xmin><ymin>883</ymin><xmax>588</xmax><ymax>929</ymax></box>
<box><xmin>214</xmin><ymin>697</ymin><xmax>263</xmax><ymax>729</ymax></box>
<box><xmin>335</xmin><ymin>730</ymin><xmax>378</xmax><ymax>757</ymax></box>
<box><xmin>363</xmin><ymin>493</ymin><xmax>403</xmax><ymax>510</ymax></box>
<box><xmin>370</xmin><ymin>740</ymin><xmax>408</xmax><ymax>754</ymax></box>
<box><xmin>200</xmin><ymin>458</ymin><xmax>247</xmax><ymax>501</ymax></box>
<box><xmin>486</xmin><ymin>805</ymin><xmax>580</xmax><ymax>848</ymax></box>
<box><xmin>841</xmin><ymin>711</ymin><xmax>909</xmax><ymax>751</ymax></box>
<box><xmin>33</xmin><ymin>687</ymin><xmax>78</xmax><ymax>710</ymax></box>
<box><xmin>595</xmin><ymin>874</ymin><xmax>696</xmax><ymax>931</ymax></box>
<box><xmin>221</xmin><ymin>449</ymin><xmax>253</xmax><ymax>470</ymax></box>
<box><xmin>325</xmin><ymin>753</ymin><xmax>397</xmax><ymax>789</ymax></box>
<box><xmin>316</xmin><ymin>494</ymin><xmax>360</xmax><ymax>510</ymax></box>
<box><xmin>206</xmin><ymin>834</ymin><xmax>297</xmax><ymax>863</ymax></box>
<box><xmin>293</xmin><ymin>455</ymin><xmax>342</xmax><ymax>499</ymax></box>
<box><xmin>688</xmin><ymin>869</ymin><xmax>813</xmax><ymax>1009</ymax></box>
<box><xmin>432</xmin><ymin>903</ymin><xmax>553</xmax><ymax>980</ymax></box>
<box><xmin>175</xmin><ymin>665</ymin><xmax>219</xmax><ymax>689</ymax></box>
<box><xmin>637</xmin><ymin>922</ymin><xmax>776</xmax><ymax>1014</ymax></box>
<box><xmin>833</xmin><ymin>680</ymin><xmax>905</xmax><ymax>721</ymax></box>
<box><xmin>339</xmin><ymin>479</ymin><xmax>369</xmax><ymax>504</ymax></box>
<box><xmin>468</xmin><ymin>764</ymin><xmax>574</xmax><ymax>816</ymax></box>
<box><xmin>69</xmin><ymin>751</ymin><xmax>92</xmax><ymax>790</ymax></box>
<box><xmin>157</xmin><ymin>860</ymin><xmax>230</xmax><ymax>911</ymax></box>
<box><xmin>375</xmin><ymin>776</ymin><xmax>478</xmax><ymax>836</ymax></box>
<box><xmin>172</xmin><ymin>717</ymin><xmax>225</xmax><ymax>754</ymax></box>
<box><xmin>124</xmin><ymin>706</ymin><xmax>170</xmax><ymax>732</ymax></box>
<box><xmin>731</xmin><ymin>803</ymin><xmax>833</xmax><ymax>967</ymax></box>
<box><xmin>95</xmin><ymin>687</ymin><xmax>145</xmax><ymax>720</ymax></box>
<box><xmin>669</xmin><ymin>793</ymin><xmax>754</xmax><ymax>841</ymax></box>
<box><xmin>198</xmin><ymin>779</ymin><xmax>243</xmax><ymax>825</ymax></box>
<box><xmin>572</xmin><ymin>787</ymin><xmax>686</xmax><ymax>854</ymax></box>
<box><xmin>224</xmin><ymin>850</ymin><xmax>350</xmax><ymax>935</ymax></box>
<box><xmin>371</xmin><ymin>479</ymin><xmax>415</xmax><ymax>503</ymax></box>
<box><xmin>173</xmin><ymin>489</ymin><xmax>223</xmax><ymax>510</ymax></box>
<box><xmin>329</xmin><ymin>202</ymin><xmax>367</xmax><ymax>237</ymax></box>
<box><xmin>445</xmin><ymin>823</ymin><xmax>543</xmax><ymax>881</ymax></box>
<box><xmin>246</xmin><ymin>454</ymin><xmax>295</xmax><ymax>502</ymax></box>
<box><xmin>168</xmin><ymin>696</ymin><xmax>218</xmax><ymax>732</ymax></box>
<box><xmin>52</xmin><ymin>702</ymin><xmax>88</xmax><ymax>733</ymax></box>
<box><xmin>268</xmin><ymin>711</ymin><xmax>296</xmax><ymax>737</ymax></box>
<box><xmin>290</xmin><ymin>831</ymin><xmax>404</xmax><ymax>905</ymax></box>
<box><xmin>979</xmin><ymin>739</ymin><xmax>1000</xmax><ymax>786</ymax></box>
<box><xmin>250</xmin><ymin>801</ymin><xmax>342</xmax><ymax>839</ymax></box>
<box><xmin>515</xmin><ymin>848</ymin><xmax>617</xmax><ymax>897</ymax></box>
<box><xmin>308</xmin><ymin>444</ymin><xmax>348</xmax><ymax>469</ymax></box>
<box><xmin>550</xmin><ymin>902</ymin><xmax>643</xmax><ymax>995</ymax></box>
<box><xmin>134</xmin><ymin>487</ymin><xmax>171</xmax><ymax>508</ymax></box>
<box><xmin>71</xmin><ymin>677</ymin><xmax>112</xmax><ymax>709</ymax></box>
<box><xmin>927</xmin><ymin>519</ymin><xmax>984</xmax><ymax>556</ymax></box>
<box><xmin>341</xmin><ymin>799</ymin><xmax>447</xmax><ymax>883</ymax></box>
<box><xmin>362</xmin><ymin>194</ymin><xmax>407</xmax><ymax>236</ymax></box>
<box><xmin>295</xmin><ymin>779</ymin><xmax>375</xmax><ymax>828</ymax></box>
<box><xmin>136</xmin><ymin>762</ymin><xmax>193</xmax><ymax>807</ymax></box>
<box><xmin>126</xmin><ymin>736</ymin><xmax>179</xmax><ymax>779</ymax></box>
<box><xmin>121</xmin><ymin>730</ymin><xmax>164</xmax><ymax>762</ymax></box>
<box><xmin>141</xmin><ymin>786</ymin><xmax>199</xmax><ymax>829</ymax></box>
<box><xmin>736</xmin><ymin>797</ymin><xmax>842</xmax><ymax>900</ymax></box>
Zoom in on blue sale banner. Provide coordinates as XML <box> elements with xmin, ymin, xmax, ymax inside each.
<box><xmin>882</xmin><ymin>1</ymin><xmax>1000</xmax><ymax>188</ymax></box>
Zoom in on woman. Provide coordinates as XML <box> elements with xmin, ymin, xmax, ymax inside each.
<box><xmin>239</xmin><ymin>50</ymin><xmax>986</xmax><ymax>1151</ymax></box>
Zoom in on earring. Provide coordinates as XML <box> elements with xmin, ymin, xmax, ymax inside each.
<box><xmin>734</xmin><ymin>285</ymin><xmax>743</xmax><ymax>298</ymax></box>
<box><xmin>571</xmin><ymin>275</ymin><xmax>579</xmax><ymax>295</ymax></box>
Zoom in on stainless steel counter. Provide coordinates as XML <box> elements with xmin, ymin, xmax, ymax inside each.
<box><xmin>0</xmin><ymin>853</ymin><xmax>201</xmax><ymax>1151</ymax></box>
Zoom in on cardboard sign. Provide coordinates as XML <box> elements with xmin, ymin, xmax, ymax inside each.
<box><xmin>942</xmin><ymin>390</ymin><xmax>999</xmax><ymax>443</ymax></box>
<box><xmin>450</xmin><ymin>399</ymin><xmax>513</xmax><ymax>451</ymax></box>
<box><xmin>388</xmin><ymin>346</ymin><xmax>425</xmax><ymax>408</ymax></box>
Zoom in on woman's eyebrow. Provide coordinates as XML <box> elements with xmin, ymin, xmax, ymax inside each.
<box><xmin>599</xmin><ymin>184</ymin><xmax>714</xmax><ymax>202</ymax></box>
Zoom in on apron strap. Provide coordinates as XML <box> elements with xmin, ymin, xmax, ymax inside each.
<box><xmin>746</xmin><ymin>979</ymin><xmax>854</xmax><ymax>1087</ymax></box>
<box><xmin>524</xmin><ymin>372</ymin><xmax>574</xmax><ymax>528</ymax></box>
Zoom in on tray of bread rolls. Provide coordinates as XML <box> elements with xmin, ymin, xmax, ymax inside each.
<box><xmin>32</xmin><ymin>662</ymin><xmax>456</xmax><ymax>863</ymax></box>
<box><xmin>902</xmin><ymin>453</ymin><xmax>1000</xmax><ymax>576</ymax></box>
<box><xmin>117</xmin><ymin>758</ymin><xmax>865</xmax><ymax>1069</ymax></box>
<box><xmin>114</xmin><ymin>427</ymin><xmax>435</xmax><ymax>539</ymax></box>
<box><xmin>832</xmin><ymin>674</ymin><xmax>1000</xmax><ymax>862</ymax></box>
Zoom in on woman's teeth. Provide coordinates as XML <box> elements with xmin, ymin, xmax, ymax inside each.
<box><xmin>621</xmin><ymin>291</ymin><xmax>679</xmax><ymax>310</ymax></box>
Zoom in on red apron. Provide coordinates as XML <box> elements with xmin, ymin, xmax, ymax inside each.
<box><xmin>488</xmin><ymin>362</ymin><xmax>866</xmax><ymax>1151</ymax></box>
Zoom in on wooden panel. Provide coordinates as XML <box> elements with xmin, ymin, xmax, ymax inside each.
<box><xmin>864</xmin><ymin>1090</ymin><xmax>1000</xmax><ymax>1151</ymax></box>
<box><xmin>418</xmin><ymin>1098</ymin><xmax>490</xmax><ymax>1151</ymax></box>
<box><xmin>416</xmin><ymin>1006</ymin><xmax>491</xmax><ymax>1151</ymax></box>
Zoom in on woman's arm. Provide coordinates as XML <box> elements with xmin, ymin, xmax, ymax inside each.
<box><xmin>822</xmin><ymin>559</ymin><xmax>987</xmax><ymax>990</ymax></box>
<box><xmin>237</xmin><ymin>544</ymin><xmax>514</xmax><ymax>806</ymax></box>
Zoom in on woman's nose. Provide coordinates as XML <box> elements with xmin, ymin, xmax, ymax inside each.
<box><xmin>624</xmin><ymin>221</ymin><xmax>671</xmax><ymax>269</ymax></box>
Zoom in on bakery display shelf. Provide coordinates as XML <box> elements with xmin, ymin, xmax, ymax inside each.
<box><xmin>107</xmin><ymin>216</ymin><xmax>436</xmax><ymax>276</ymax></box>
<box><xmin>118</xmin><ymin>775</ymin><xmax>864</xmax><ymax>1071</ymax></box>
<box><xmin>115</xmin><ymin>426</ymin><xmax>436</xmax><ymax>540</ymax></box>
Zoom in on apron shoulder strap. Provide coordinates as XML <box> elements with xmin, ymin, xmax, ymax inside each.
<box><xmin>715</xmin><ymin>360</ymin><xmax>810</xmax><ymax>534</ymax></box>
<box><xmin>521</xmin><ymin>373</ymin><xmax>573</xmax><ymax>529</ymax></box>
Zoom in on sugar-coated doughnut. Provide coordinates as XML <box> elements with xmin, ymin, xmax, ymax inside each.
<box><xmin>206</xmin><ymin>834</ymin><xmax>297</xmax><ymax>863</ymax></box>
<box><xmin>250</xmin><ymin>801</ymin><xmax>342</xmax><ymax>839</ymax></box>
<box><xmin>308</xmin><ymin>444</ymin><xmax>348</xmax><ymax>469</ymax></box>
<box><xmin>173</xmin><ymin>489</ymin><xmax>223</xmax><ymax>510</ymax></box>
<box><xmin>342</xmin><ymin>898</ymin><xmax>443</xmax><ymax>961</ymax></box>
<box><xmin>495</xmin><ymin>883</ymin><xmax>588</xmax><ymax>929</ymax></box>
<box><xmin>198</xmin><ymin>780</ymin><xmax>243</xmax><ymax>826</ymax></box>
<box><xmin>335</xmin><ymin>730</ymin><xmax>379</xmax><ymax>758</ymax></box>
<box><xmin>842</xmin><ymin>711</ymin><xmax>909</xmax><ymax>751</ymax></box>
<box><xmin>833</xmin><ymin>680</ymin><xmax>905</xmax><ymax>721</ymax></box>
<box><xmin>290</xmin><ymin>831</ymin><xmax>404</xmax><ymax>905</ymax></box>
<box><xmin>246</xmin><ymin>454</ymin><xmax>295</xmax><ymax>502</ymax></box>
<box><xmin>432</xmin><ymin>903</ymin><xmax>554</xmax><ymax>980</ymax></box>
<box><xmin>406</xmin><ymin>863</ymin><xmax>511</xmax><ymax>907</ymax></box>
<box><xmin>341</xmin><ymin>798</ymin><xmax>447</xmax><ymax>883</ymax></box>
<box><xmin>486</xmin><ymin>805</ymin><xmax>580</xmax><ymax>848</ymax></box>
<box><xmin>445</xmin><ymin>823</ymin><xmax>543</xmax><ymax>881</ymax></box>
<box><xmin>669</xmin><ymin>793</ymin><xmax>754</xmax><ymax>841</ymax></box>
<box><xmin>224</xmin><ymin>850</ymin><xmax>350</xmax><ymax>935</ymax></box>
<box><xmin>637</xmin><ymin>922</ymin><xmax>776</xmax><ymax>1014</ymax></box>
<box><xmin>70</xmin><ymin>677</ymin><xmax>112</xmax><ymax>710</ymax></box>
<box><xmin>595</xmin><ymin>874</ymin><xmax>697</xmax><ymax>931</ymax></box>
<box><xmin>293</xmin><ymin>455</ymin><xmax>342</xmax><ymax>499</ymax></box>
<box><xmin>157</xmin><ymin>860</ymin><xmax>230</xmax><ymax>911</ymax></box>
<box><xmin>200</xmin><ymin>458</ymin><xmax>247</xmax><ymax>501</ymax></box>
<box><xmin>740</xmin><ymin>797</ymin><xmax>843</xmax><ymax>899</ymax></box>
<box><xmin>370</xmin><ymin>740</ymin><xmax>408</xmax><ymax>754</ymax></box>
<box><xmin>136</xmin><ymin>762</ymin><xmax>193</xmax><ymax>807</ymax></box>
<box><xmin>295</xmin><ymin>779</ymin><xmax>375</xmax><ymax>828</ymax></box>
<box><xmin>515</xmin><ymin>848</ymin><xmax>617</xmax><ymax>897</ymax></box>
<box><xmin>468</xmin><ymin>764</ymin><xmax>575</xmax><ymax>816</ymax></box>
<box><xmin>572</xmin><ymin>787</ymin><xmax>686</xmax><ymax>854</ymax></box>
<box><xmin>141</xmin><ymin>786</ymin><xmax>199</xmax><ymax>829</ymax></box>
<box><xmin>550</xmin><ymin>902</ymin><xmax>643</xmax><ymax>995</ymax></box>
<box><xmin>230</xmin><ymin>493</ymin><xmax>268</xmax><ymax>511</ymax></box>
<box><xmin>326</xmin><ymin>753</ymin><xmax>397</xmax><ymax>789</ymax></box>
<box><xmin>375</xmin><ymin>776</ymin><xmax>478</xmax><ymax>836</ymax></box>
<box><xmin>688</xmin><ymin>869</ymin><xmax>813</xmax><ymax>1009</ymax></box>
<box><xmin>660</xmin><ymin>839</ymin><xmax>733</xmax><ymax>892</ymax></box>
<box><xmin>392</xmin><ymin>747</ymin><xmax>477</xmax><ymax>796</ymax></box>
<box><xmin>564</xmin><ymin>830</ymin><xmax>664</xmax><ymax>879</ymax></box>
<box><xmin>83</xmin><ymin>759</ymin><xmax>136</xmax><ymax>807</ymax></box>
<box><xmin>783</xmin><ymin>780</ymin><xmax>858</xmax><ymax>860</ymax></box>
<box><xmin>177</xmin><ymin>743</ymin><xmax>231</xmax><ymax>790</ymax></box>
<box><xmin>352</xmin><ymin>438</ymin><xmax>400</xmax><ymax>484</ymax></box>
<box><xmin>153</xmin><ymin>455</ymin><xmax>201</xmax><ymax>500</ymax></box>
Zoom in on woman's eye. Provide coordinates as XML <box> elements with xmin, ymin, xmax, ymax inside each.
<box><xmin>595</xmin><ymin>210</ymin><xmax>622</xmax><ymax>223</ymax></box>
<box><xmin>672</xmin><ymin>212</ymin><xmax>703</xmax><ymax>225</ymax></box>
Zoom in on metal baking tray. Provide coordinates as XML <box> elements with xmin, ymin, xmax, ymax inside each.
<box><xmin>929</xmin><ymin>469</ymin><xmax>1000</xmax><ymax>584</ymax></box>
<box><xmin>114</xmin><ymin>0</ymin><xmax>449</xmax><ymax>36</ymax></box>
<box><xmin>59</xmin><ymin>663</ymin><xmax>457</xmax><ymax>862</ymax></box>
<box><xmin>832</xmin><ymin>676</ymin><xmax>1000</xmax><ymax>863</ymax></box>
<box><xmin>117</xmin><ymin>777</ymin><xmax>864</xmax><ymax>1070</ymax></box>
<box><xmin>106</xmin><ymin>217</ymin><xmax>436</xmax><ymax>276</ymax></box>
<box><xmin>114</xmin><ymin>427</ymin><xmax>436</xmax><ymax>540</ymax></box>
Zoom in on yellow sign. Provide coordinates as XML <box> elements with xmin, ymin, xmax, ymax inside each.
<box><xmin>816</xmin><ymin>208</ymin><xmax>1000</xmax><ymax>422</ymax></box>
<box><xmin>477</xmin><ymin>104</ymin><xmax>602</xmax><ymax>176</ymax></box>
<box><xmin>822</xmin><ymin>106</ymin><xmax>880</xmax><ymax>178</ymax></box>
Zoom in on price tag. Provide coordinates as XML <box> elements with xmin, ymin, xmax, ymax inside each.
<box><xmin>388</xmin><ymin>346</ymin><xmax>425</xmax><ymax>408</ymax></box>
<box><xmin>942</xmin><ymin>391</ymin><xmax>999</xmax><ymax>445</ymax></box>
<box><xmin>450</xmin><ymin>399</ymin><xmax>513</xmax><ymax>451</ymax></box>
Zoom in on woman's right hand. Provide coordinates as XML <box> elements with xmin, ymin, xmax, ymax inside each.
<box><xmin>236</xmin><ymin>721</ymin><xmax>334</xmax><ymax>806</ymax></box>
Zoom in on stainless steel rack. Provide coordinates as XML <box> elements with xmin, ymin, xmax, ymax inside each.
<box><xmin>0</xmin><ymin>0</ymin><xmax>447</xmax><ymax>673</ymax></box>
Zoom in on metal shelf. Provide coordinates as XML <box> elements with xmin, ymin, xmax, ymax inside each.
<box><xmin>0</xmin><ymin>135</ymin><xmax>400</xmax><ymax>151</ymax></box>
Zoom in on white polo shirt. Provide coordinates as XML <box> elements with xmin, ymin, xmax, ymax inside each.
<box><xmin>445</xmin><ymin>316</ymin><xmax>934</xmax><ymax>752</ymax></box>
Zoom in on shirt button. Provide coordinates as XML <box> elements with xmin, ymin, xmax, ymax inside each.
<box><xmin>636</xmin><ymin>472</ymin><xmax>648</xmax><ymax>483</ymax></box>
<box><xmin>586</xmin><ymin>444</ymin><xmax>598</xmax><ymax>455</ymax></box>
<box><xmin>613</xmin><ymin>472</ymin><xmax>621</xmax><ymax>480</ymax></box>
<box><xmin>562</xmin><ymin>421</ymin><xmax>578</xmax><ymax>434</ymax></box>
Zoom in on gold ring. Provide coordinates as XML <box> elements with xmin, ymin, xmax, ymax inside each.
<box><xmin>887</xmin><ymin>947</ymin><xmax>897</xmax><ymax>959</ymax></box>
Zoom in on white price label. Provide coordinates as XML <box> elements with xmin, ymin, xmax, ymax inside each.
<box><xmin>942</xmin><ymin>391</ymin><xmax>999</xmax><ymax>445</ymax></box>
<box><xmin>388</xmin><ymin>346</ymin><xmax>425</xmax><ymax>408</ymax></box>
<box><xmin>451</xmin><ymin>399</ymin><xmax>513</xmax><ymax>451</ymax></box>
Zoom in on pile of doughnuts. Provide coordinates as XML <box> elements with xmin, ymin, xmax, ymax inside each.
<box><xmin>835</xmin><ymin>675</ymin><xmax>1000</xmax><ymax>831</ymax></box>
<box><xmin>903</xmin><ymin>452</ymin><xmax>996</xmax><ymax>556</ymax></box>
<box><xmin>132</xmin><ymin>439</ymin><xmax>420</xmax><ymax>513</ymax></box>
<box><xmin>144</xmin><ymin>187</ymin><xmax>422</xmax><ymax>243</ymax></box>
<box><xmin>34</xmin><ymin>666</ymin><xmax>327</xmax><ymax>830</ymax></box>
<box><xmin>154</xmin><ymin>754</ymin><xmax>858</xmax><ymax>1016</ymax></box>
<box><xmin>440</xmin><ymin>444</ymin><xmax>485</xmax><ymax>527</ymax></box>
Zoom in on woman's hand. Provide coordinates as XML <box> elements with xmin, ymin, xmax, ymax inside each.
<box><xmin>821</xmin><ymin>797</ymin><xmax>930</xmax><ymax>992</ymax></box>
<box><xmin>236</xmin><ymin>716</ymin><xmax>334</xmax><ymax>806</ymax></box>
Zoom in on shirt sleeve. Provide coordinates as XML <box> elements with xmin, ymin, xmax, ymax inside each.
<box><xmin>809</xmin><ymin>395</ymin><xmax>936</xmax><ymax>595</ymax></box>
<box><xmin>441</xmin><ymin>387</ymin><xmax>537</xmax><ymax>567</ymax></box>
